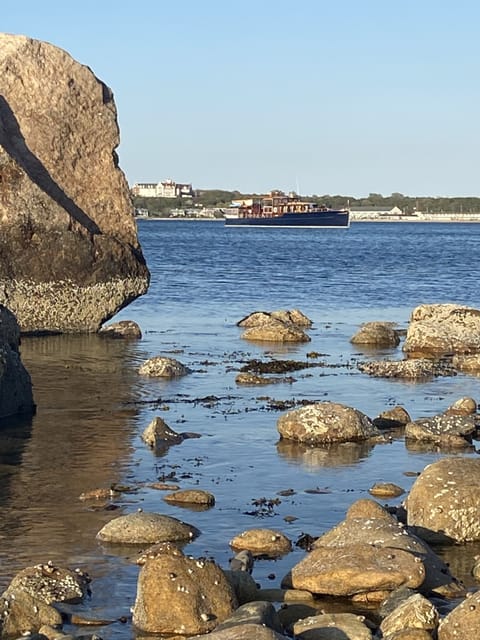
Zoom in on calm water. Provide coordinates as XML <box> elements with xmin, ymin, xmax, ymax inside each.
<box><xmin>1</xmin><ymin>220</ymin><xmax>480</xmax><ymax>636</ymax></box>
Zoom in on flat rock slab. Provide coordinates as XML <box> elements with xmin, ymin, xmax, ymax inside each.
<box><xmin>96</xmin><ymin>512</ymin><xmax>199</xmax><ymax>544</ymax></box>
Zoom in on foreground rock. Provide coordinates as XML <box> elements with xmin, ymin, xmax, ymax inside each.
<box><xmin>0</xmin><ymin>305</ymin><xmax>35</xmax><ymax>418</ymax></box>
<box><xmin>277</xmin><ymin>402</ymin><xmax>380</xmax><ymax>445</ymax></box>
<box><xmin>0</xmin><ymin>34</ymin><xmax>149</xmax><ymax>333</ymax></box>
<box><xmin>358</xmin><ymin>358</ymin><xmax>455</xmax><ymax>379</ymax></box>
<box><xmin>138</xmin><ymin>356</ymin><xmax>190</xmax><ymax>377</ymax></box>
<box><xmin>305</xmin><ymin>499</ymin><xmax>461</xmax><ymax>597</ymax></box>
<box><xmin>0</xmin><ymin>563</ymin><xmax>90</xmax><ymax>637</ymax></box>
<box><xmin>96</xmin><ymin>512</ymin><xmax>199</xmax><ymax>544</ymax></box>
<box><xmin>438</xmin><ymin>589</ymin><xmax>480</xmax><ymax>639</ymax></box>
<box><xmin>238</xmin><ymin>309</ymin><xmax>311</xmax><ymax>343</ymax></box>
<box><xmin>133</xmin><ymin>550</ymin><xmax>237</xmax><ymax>635</ymax></box>
<box><xmin>351</xmin><ymin>321</ymin><xmax>400</xmax><ymax>347</ymax></box>
<box><xmin>406</xmin><ymin>458</ymin><xmax>480</xmax><ymax>543</ymax></box>
<box><xmin>403</xmin><ymin>303</ymin><xmax>480</xmax><ymax>355</ymax></box>
<box><xmin>380</xmin><ymin>593</ymin><xmax>438</xmax><ymax>637</ymax></box>
<box><xmin>293</xmin><ymin>612</ymin><xmax>373</xmax><ymax>639</ymax></box>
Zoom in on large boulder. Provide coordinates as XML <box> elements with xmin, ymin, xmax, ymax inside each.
<box><xmin>0</xmin><ymin>305</ymin><xmax>35</xmax><ymax>418</ymax></box>
<box><xmin>0</xmin><ymin>34</ymin><xmax>149</xmax><ymax>333</ymax></box>
<box><xmin>277</xmin><ymin>401</ymin><xmax>380</xmax><ymax>445</ymax></box>
<box><xmin>406</xmin><ymin>458</ymin><xmax>480</xmax><ymax>543</ymax></box>
<box><xmin>403</xmin><ymin>303</ymin><xmax>480</xmax><ymax>355</ymax></box>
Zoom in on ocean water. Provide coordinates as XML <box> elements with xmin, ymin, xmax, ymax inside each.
<box><xmin>1</xmin><ymin>220</ymin><xmax>480</xmax><ymax>636</ymax></box>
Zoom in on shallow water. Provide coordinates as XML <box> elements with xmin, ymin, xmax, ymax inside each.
<box><xmin>1</xmin><ymin>220</ymin><xmax>480</xmax><ymax>636</ymax></box>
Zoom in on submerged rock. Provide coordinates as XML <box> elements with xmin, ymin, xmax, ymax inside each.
<box><xmin>351</xmin><ymin>321</ymin><xmax>400</xmax><ymax>347</ymax></box>
<box><xmin>358</xmin><ymin>358</ymin><xmax>455</xmax><ymax>379</ymax></box>
<box><xmin>0</xmin><ymin>34</ymin><xmax>149</xmax><ymax>333</ymax></box>
<box><xmin>98</xmin><ymin>320</ymin><xmax>142</xmax><ymax>339</ymax></box>
<box><xmin>138</xmin><ymin>356</ymin><xmax>190</xmax><ymax>377</ymax></box>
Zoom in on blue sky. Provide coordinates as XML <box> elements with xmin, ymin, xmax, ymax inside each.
<box><xmin>2</xmin><ymin>1</ymin><xmax>479</xmax><ymax>197</ymax></box>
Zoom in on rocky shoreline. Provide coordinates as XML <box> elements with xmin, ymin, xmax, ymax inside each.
<box><xmin>3</xmin><ymin>304</ymin><xmax>480</xmax><ymax>638</ymax></box>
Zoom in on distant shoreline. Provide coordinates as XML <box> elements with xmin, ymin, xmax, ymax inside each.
<box><xmin>137</xmin><ymin>216</ymin><xmax>480</xmax><ymax>224</ymax></box>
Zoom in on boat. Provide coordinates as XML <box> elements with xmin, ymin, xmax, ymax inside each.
<box><xmin>223</xmin><ymin>191</ymin><xmax>350</xmax><ymax>228</ymax></box>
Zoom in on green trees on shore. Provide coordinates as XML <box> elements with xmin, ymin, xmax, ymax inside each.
<box><xmin>132</xmin><ymin>190</ymin><xmax>480</xmax><ymax>217</ymax></box>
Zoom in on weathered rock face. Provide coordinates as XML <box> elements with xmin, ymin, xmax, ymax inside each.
<box><xmin>0</xmin><ymin>304</ymin><xmax>35</xmax><ymax>418</ymax></box>
<box><xmin>403</xmin><ymin>303</ymin><xmax>480</xmax><ymax>355</ymax></box>
<box><xmin>438</xmin><ymin>589</ymin><xmax>480</xmax><ymax>639</ymax></box>
<box><xmin>405</xmin><ymin>414</ymin><xmax>477</xmax><ymax>447</ymax></box>
<box><xmin>0</xmin><ymin>34</ymin><xmax>149</xmax><ymax>333</ymax></box>
<box><xmin>406</xmin><ymin>458</ymin><xmax>480</xmax><ymax>543</ymax></box>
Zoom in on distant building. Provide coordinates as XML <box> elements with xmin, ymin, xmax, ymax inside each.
<box><xmin>350</xmin><ymin>205</ymin><xmax>404</xmax><ymax>220</ymax></box>
<box><xmin>131</xmin><ymin>179</ymin><xmax>194</xmax><ymax>198</ymax></box>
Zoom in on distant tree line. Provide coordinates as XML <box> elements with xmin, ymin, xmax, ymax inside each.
<box><xmin>132</xmin><ymin>189</ymin><xmax>480</xmax><ymax>217</ymax></box>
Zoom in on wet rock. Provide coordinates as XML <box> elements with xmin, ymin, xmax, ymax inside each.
<box><xmin>0</xmin><ymin>305</ymin><xmax>35</xmax><ymax>418</ymax></box>
<box><xmin>256</xmin><ymin>588</ymin><xmax>315</xmax><ymax>604</ymax></box>
<box><xmin>358</xmin><ymin>358</ymin><xmax>455</xmax><ymax>379</ymax></box>
<box><xmin>0</xmin><ymin>34</ymin><xmax>149</xmax><ymax>333</ymax></box>
<box><xmin>444</xmin><ymin>396</ymin><xmax>478</xmax><ymax>416</ymax></box>
<box><xmin>98</xmin><ymin>320</ymin><xmax>142</xmax><ymax>339</ymax></box>
<box><xmin>406</xmin><ymin>458</ymin><xmax>480</xmax><ymax>543</ymax></box>
<box><xmin>277</xmin><ymin>401</ymin><xmax>380</xmax><ymax>445</ymax></box>
<box><xmin>164</xmin><ymin>489</ymin><xmax>215</xmax><ymax>507</ymax></box>
<box><xmin>132</xmin><ymin>553</ymin><xmax>237</xmax><ymax>635</ymax></box>
<box><xmin>96</xmin><ymin>511</ymin><xmax>199</xmax><ymax>544</ymax></box>
<box><xmin>438</xmin><ymin>589</ymin><xmax>480</xmax><ymax>639</ymax></box>
<box><xmin>237</xmin><ymin>309</ymin><xmax>311</xmax><ymax>342</ymax></box>
<box><xmin>142</xmin><ymin>417</ymin><xmax>183</xmax><ymax>448</ymax></box>
<box><xmin>452</xmin><ymin>353</ymin><xmax>480</xmax><ymax>372</ymax></box>
<box><xmin>230</xmin><ymin>529</ymin><xmax>292</xmax><ymax>557</ymax></box>
<box><xmin>235</xmin><ymin>372</ymin><xmax>295</xmax><ymax>385</ymax></box>
<box><xmin>293</xmin><ymin>612</ymin><xmax>373</xmax><ymax>639</ymax></box>
<box><xmin>351</xmin><ymin>321</ymin><xmax>400</xmax><ymax>347</ymax></box>
<box><xmin>373</xmin><ymin>406</ymin><xmax>411</xmax><ymax>430</ymax></box>
<box><xmin>311</xmin><ymin>499</ymin><xmax>461</xmax><ymax>596</ymax></box>
<box><xmin>223</xmin><ymin>570</ymin><xmax>259</xmax><ymax>604</ymax></box>
<box><xmin>215</xmin><ymin>601</ymin><xmax>283</xmax><ymax>634</ymax></box>
<box><xmin>39</xmin><ymin>625</ymin><xmax>75</xmax><ymax>639</ymax></box>
<box><xmin>369</xmin><ymin>482</ymin><xmax>405</xmax><ymax>498</ymax></box>
<box><xmin>241</xmin><ymin>321</ymin><xmax>310</xmax><ymax>343</ymax></box>
<box><xmin>190</xmin><ymin>623</ymin><xmax>289</xmax><ymax>639</ymax></box>
<box><xmin>229</xmin><ymin>550</ymin><xmax>254</xmax><ymax>573</ymax></box>
<box><xmin>405</xmin><ymin>414</ymin><xmax>476</xmax><ymax>447</ymax></box>
<box><xmin>79</xmin><ymin>487</ymin><xmax>119</xmax><ymax>501</ymax></box>
<box><xmin>404</xmin><ymin>303</ymin><xmax>480</xmax><ymax>356</ymax></box>
<box><xmin>138</xmin><ymin>356</ymin><xmax>190</xmax><ymax>377</ymax></box>
<box><xmin>0</xmin><ymin>589</ymin><xmax>62</xmax><ymax>638</ymax></box>
<box><xmin>379</xmin><ymin>593</ymin><xmax>438</xmax><ymax>637</ymax></box>
<box><xmin>291</xmin><ymin>543</ymin><xmax>426</xmax><ymax>596</ymax></box>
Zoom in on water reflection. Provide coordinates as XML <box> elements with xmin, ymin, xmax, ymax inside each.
<box><xmin>276</xmin><ymin>439</ymin><xmax>375</xmax><ymax>468</ymax></box>
<box><xmin>0</xmin><ymin>334</ymin><xmax>144</xmax><ymax>590</ymax></box>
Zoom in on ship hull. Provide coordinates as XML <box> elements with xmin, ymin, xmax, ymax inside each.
<box><xmin>224</xmin><ymin>210</ymin><xmax>350</xmax><ymax>228</ymax></box>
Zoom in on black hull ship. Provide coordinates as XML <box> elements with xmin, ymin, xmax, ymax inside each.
<box><xmin>224</xmin><ymin>191</ymin><xmax>350</xmax><ymax>228</ymax></box>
